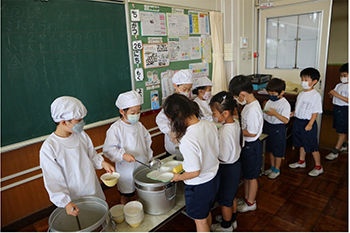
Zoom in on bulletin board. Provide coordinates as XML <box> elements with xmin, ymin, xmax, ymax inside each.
<box><xmin>128</xmin><ymin>2</ymin><xmax>213</xmax><ymax>111</ymax></box>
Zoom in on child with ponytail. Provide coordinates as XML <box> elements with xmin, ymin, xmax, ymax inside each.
<box><xmin>209</xmin><ymin>91</ymin><xmax>243</xmax><ymax>231</ymax></box>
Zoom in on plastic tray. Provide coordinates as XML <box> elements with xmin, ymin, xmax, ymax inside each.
<box><xmin>146</xmin><ymin>160</ymin><xmax>182</xmax><ymax>182</ymax></box>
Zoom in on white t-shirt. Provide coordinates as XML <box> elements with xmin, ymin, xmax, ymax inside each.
<box><xmin>294</xmin><ymin>89</ymin><xmax>323</xmax><ymax>120</ymax></box>
<box><xmin>40</xmin><ymin>131</ymin><xmax>105</xmax><ymax>208</ymax></box>
<box><xmin>193</xmin><ymin>97</ymin><xmax>213</xmax><ymax>121</ymax></box>
<box><xmin>103</xmin><ymin>119</ymin><xmax>153</xmax><ymax>193</ymax></box>
<box><xmin>156</xmin><ymin>109</ymin><xmax>177</xmax><ymax>154</ymax></box>
<box><xmin>179</xmin><ymin>120</ymin><xmax>219</xmax><ymax>185</ymax></box>
<box><xmin>263</xmin><ymin>97</ymin><xmax>291</xmax><ymax>124</ymax></box>
<box><xmin>218</xmin><ymin>121</ymin><xmax>241</xmax><ymax>164</ymax></box>
<box><xmin>332</xmin><ymin>83</ymin><xmax>348</xmax><ymax>106</ymax></box>
<box><xmin>241</xmin><ymin>100</ymin><xmax>263</xmax><ymax>142</ymax></box>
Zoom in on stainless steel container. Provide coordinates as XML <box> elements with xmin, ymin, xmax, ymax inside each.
<box><xmin>48</xmin><ymin>196</ymin><xmax>115</xmax><ymax>232</ymax></box>
<box><xmin>133</xmin><ymin>166</ymin><xmax>177</xmax><ymax>215</ymax></box>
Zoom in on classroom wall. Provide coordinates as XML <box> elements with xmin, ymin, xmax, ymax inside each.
<box><xmin>327</xmin><ymin>0</ymin><xmax>348</xmax><ymax>64</ymax></box>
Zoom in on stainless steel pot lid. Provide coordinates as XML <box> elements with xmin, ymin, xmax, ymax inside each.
<box><xmin>133</xmin><ymin>166</ymin><xmax>171</xmax><ymax>190</ymax></box>
<box><xmin>49</xmin><ymin>196</ymin><xmax>108</xmax><ymax>232</ymax></box>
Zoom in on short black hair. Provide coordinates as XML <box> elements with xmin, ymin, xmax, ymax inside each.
<box><xmin>229</xmin><ymin>75</ymin><xmax>253</xmax><ymax>96</ymax></box>
<box><xmin>266</xmin><ymin>78</ymin><xmax>286</xmax><ymax>94</ymax></box>
<box><xmin>192</xmin><ymin>86</ymin><xmax>207</xmax><ymax>95</ymax></box>
<box><xmin>339</xmin><ymin>63</ymin><xmax>348</xmax><ymax>73</ymax></box>
<box><xmin>300</xmin><ymin>67</ymin><xmax>320</xmax><ymax>81</ymax></box>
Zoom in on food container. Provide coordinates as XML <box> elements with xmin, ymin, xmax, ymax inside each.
<box><xmin>124</xmin><ymin>201</ymin><xmax>144</xmax><ymax>228</ymax></box>
<box><xmin>133</xmin><ymin>166</ymin><xmax>177</xmax><ymax>215</ymax></box>
<box><xmin>109</xmin><ymin>204</ymin><xmax>125</xmax><ymax>223</ymax></box>
<box><xmin>48</xmin><ymin>196</ymin><xmax>114</xmax><ymax>232</ymax></box>
<box><xmin>100</xmin><ymin>172</ymin><xmax>120</xmax><ymax>187</ymax></box>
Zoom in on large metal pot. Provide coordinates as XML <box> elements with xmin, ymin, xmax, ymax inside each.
<box><xmin>133</xmin><ymin>166</ymin><xmax>177</xmax><ymax>215</ymax></box>
<box><xmin>48</xmin><ymin>196</ymin><xmax>115</xmax><ymax>232</ymax></box>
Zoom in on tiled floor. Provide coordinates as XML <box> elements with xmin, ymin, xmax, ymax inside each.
<box><xmin>17</xmin><ymin>115</ymin><xmax>348</xmax><ymax>232</ymax></box>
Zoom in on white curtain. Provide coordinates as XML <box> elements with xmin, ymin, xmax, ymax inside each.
<box><xmin>209</xmin><ymin>11</ymin><xmax>227</xmax><ymax>94</ymax></box>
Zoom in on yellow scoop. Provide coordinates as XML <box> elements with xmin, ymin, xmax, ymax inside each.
<box><xmin>172</xmin><ymin>164</ymin><xmax>183</xmax><ymax>174</ymax></box>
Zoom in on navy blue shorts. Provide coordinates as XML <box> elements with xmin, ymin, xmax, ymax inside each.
<box><xmin>263</xmin><ymin>121</ymin><xmax>286</xmax><ymax>158</ymax></box>
<box><xmin>217</xmin><ymin>161</ymin><xmax>242</xmax><ymax>207</ymax></box>
<box><xmin>292</xmin><ymin>118</ymin><xmax>319</xmax><ymax>153</ymax></box>
<box><xmin>240</xmin><ymin>139</ymin><xmax>262</xmax><ymax>180</ymax></box>
<box><xmin>118</xmin><ymin>191</ymin><xmax>135</xmax><ymax>198</ymax></box>
<box><xmin>333</xmin><ymin>105</ymin><xmax>348</xmax><ymax>134</ymax></box>
<box><xmin>185</xmin><ymin>172</ymin><xmax>219</xmax><ymax>219</ymax></box>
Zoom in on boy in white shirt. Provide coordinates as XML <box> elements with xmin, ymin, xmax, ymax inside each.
<box><xmin>289</xmin><ymin>68</ymin><xmax>323</xmax><ymax>177</ymax></box>
<box><xmin>263</xmin><ymin>78</ymin><xmax>291</xmax><ymax>179</ymax></box>
<box><xmin>40</xmin><ymin>96</ymin><xmax>115</xmax><ymax>217</ymax></box>
<box><xmin>156</xmin><ymin>69</ymin><xmax>193</xmax><ymax>156</ymax></box>
<box><xmin>103</xmin><ymin>90</ymin><xmax>153</xmax><ymax>204</ymax></box>
<box><xmin>326</xmin><ymin>63</ymin><xmax>348</xmax><ymax>160</ymax></box>
<box><xmin>229</xmin><ymin>75</ymin><xmax>263</xmax><ymax>213</ymax></box>
<box><xmin>192</xmin><ymin>76</ymin><xmax>214</xmax><ymax>121</ymax></box>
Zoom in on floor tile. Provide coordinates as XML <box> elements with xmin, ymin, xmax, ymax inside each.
<box><xmin>332</xmin><ymin>185</ymin><xmax>348</xmax><ymax>202</ymax></box>
<box><xmin>236</xmin><ymin>209</ymin><xmax>273</xmax><ymax>231</ymax></box>
<box><xmin>263</xmin><ymin>216</ymin><xmax>308</xmax><ymax>232</ymax></box>
<box><xmin>313</xmin><ymin>213</ymin><xmax>348</xmax><ymax>232</ymax></box>
<box><xmin>288</xmin><ymin>187</ymin><xmax>329</xmax><ymax>212</ymax></box>
<box><xmin>256</xmin><ymin>190</ymin><xmax>286</xmax><ymax>215</ymax></box>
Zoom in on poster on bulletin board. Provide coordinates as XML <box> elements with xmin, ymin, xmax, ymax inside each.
<box><xmin>128</xmin><ymin>2</ymin><xmax>212</xmax><ymax>110</ymax></box>
<box><xmin>143</xmin><ymin>43</ymin><xmax>170</xmax><ymax>69</ymax></box>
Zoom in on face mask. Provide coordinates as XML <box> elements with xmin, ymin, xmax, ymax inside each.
<box><xmin>202</xmin><ymin>91</ymin><xmax>212</xmax><ymax>100</ymax></box>
<box><xmin>301</xmin><ymin>81</ymin><xmax>312</xmax><ymax>90</ymax></box>
<box><xmin>234</xmin><ymin>96</ymin><xmax>246</xmax><ymax>105</ymax></box>
<box><xmin>68</xmin><ymin>120</ymin><xmax>85</xmax><ymax>134</ymax></box>
<box><xmin>179</xmin><ymin>91</ymin><xmax>190</xmax><ymax>98</ymax></box>
<box><xmin>213</xmin><ymin>112</ymin><xmax>225</xmax><ymax>124</ymax></box>
<box><xmin>341</xmin><ymin>77</ymin><xmax>348</xmax><ymax>83</ymax></box>
<box><xmin>269</xmin><ymin>95</ymin><xmax>279</xmax><ymax>102</ymax></box>
<box><xmin>126</xmin><ymin>113</ymin><xmax>140</xmax><ymax>124</ymax></box>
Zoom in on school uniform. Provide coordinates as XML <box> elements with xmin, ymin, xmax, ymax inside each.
<box><xmin>156</xmin><ymin>109</ymin><xmax>177</xmax><ymax>155</ymax></box>
<box><xmin>217</xmin><ymin>121</ymin><xmax>242</xmax><ymax>207</ymax></box>
<box><xmin>240</xmin><ymin>100</ymin><xmax>263</xmax><ymax>179</ymax></box>
<box><xmin>263</xmin><ymin>97</ymin><xmax>291</xmax><ymax>157</ymax></box>
<box><xmin>293</xmin><ymin>89</ymin><xmax>323</xmax><ymax>153</ymax></box>
<box><xmin>332</xmin><ymin>83</ymin><xmax>348</xmax><ymax>134</ymax></box>
<box><xmin>103</xmin><ymin>119</ymin><xmax>153</xmax><ymax>194</ymax></box>
<box><xmin>180</xmin><ymin>120</ymin><xmax>220</xmax><ymax>219</ymax></box>
<box><xmin>193</xmin><ymin>97</ymin><xmax>213</xmax><ymax>121</ymax></box>
<box><xmin>40</xmin><ymin>131</ymin><xmax>105</xmax><ymax>208</ymax></box>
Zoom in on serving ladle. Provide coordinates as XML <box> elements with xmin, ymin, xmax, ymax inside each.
<box><xmin>135</xmin><ymin>158</ymin><xmax>161</xmax><ymax>170</ymax></box>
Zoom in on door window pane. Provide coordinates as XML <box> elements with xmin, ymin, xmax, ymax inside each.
<box><xmin>265</xmin><ymin>12</ymin><xmax>320</xmax><ymax>69</ymax></box>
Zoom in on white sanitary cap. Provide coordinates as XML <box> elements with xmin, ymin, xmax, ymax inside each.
<box><xmin>115</xmin><ymin>90</ymin><xmax>143</xmax><ymax>109</ymax></box>
<box><xmin>192</xmin><ymin>76</ymin><xmax>213</xmax><ymax>89</ymax></box>
<box><xmin>51</xmin><ymin>96</ymin><xmax>87</xmax><ymax>123</ymax></box>
<box><xmin>172</xmin><ymin>69</ymin><xmax>193</xmax><ymax>85</ymax></box>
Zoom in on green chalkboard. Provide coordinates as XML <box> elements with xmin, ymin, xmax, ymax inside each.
<box><xmin>128</xmin><ymin>3</ymin><xmax>212</xmax><ymax>110</ymax></box>
<box><xmin>1</xmin><ymin>0</ymin><xmax>131</xmax><ymax>147</ymax></box>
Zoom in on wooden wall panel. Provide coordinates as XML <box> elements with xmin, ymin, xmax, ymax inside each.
<box><xmin>323</xmin><ymin>64</ymin><xmax>343</xmax><ymax>113</ymax></box>
<box><xmin>1</xmin><ymin>110</ymin><xmax>165</xmax><ymax>227</ymax></box>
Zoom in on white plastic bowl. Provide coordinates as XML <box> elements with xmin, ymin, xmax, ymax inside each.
<box><xmin>124</xmin><ymin>201</ymin><xmax>144</xmax><ymax>227</ymax></box>
<box><xmin>109</xmin><ymin>204</ymin><xmax>125</xmax><ymax>223</ymax></box>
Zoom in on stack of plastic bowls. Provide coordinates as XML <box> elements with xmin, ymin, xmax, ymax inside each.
<box><xmin>109</xmin><ymin>204</ymin><xmax>125</xmax><ymax>223</ymax></box>
<box><xmin>123</xmin><ymin>201</ymin><xmax>144</xmax><ymax>228</ymax></box>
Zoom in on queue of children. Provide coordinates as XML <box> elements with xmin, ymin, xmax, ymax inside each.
<box><xmin>40</xmin><ymin>65</ymin><xmax>348</xmax><ymax>231</ymax></box>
